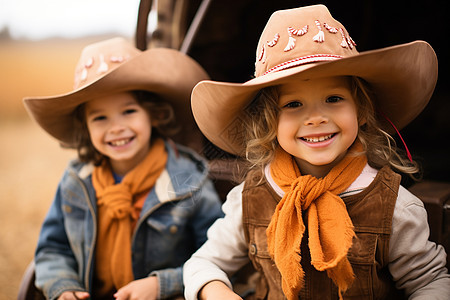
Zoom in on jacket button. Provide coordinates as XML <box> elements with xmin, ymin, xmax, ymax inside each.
<box><xmin>249</xmin><ymin>244</ymin><xmax>257</xmax><ymax>255</ymax></box>
<box><xmin>169</xmin><ymin>225</ymin><xmax>178</xmax><ymax>234</ymax></box>
<box><xmin>62</xmin><ymin>205</ymin><xmax>72</xmax><ymax>214</ymax></box>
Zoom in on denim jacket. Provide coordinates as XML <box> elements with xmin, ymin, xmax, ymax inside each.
<box><xmin>35</xmin><ymin>141</ymin><xmax>223</xmax><ymax>300</ymax></box>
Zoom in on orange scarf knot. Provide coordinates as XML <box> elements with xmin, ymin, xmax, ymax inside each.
<box><xmin>290</xmin><ymin>175</ymin><xmax>328</xmax><ymax>210</ymax></box>
<box><xmin>97</xmin><ymin>186</ymin><xmax>133</xmax><ymax>219</ymax></box>
<box><xmin>267</xmin><ymin>142</ymin><xmax>367</xmax><ymax>300</ymax></box>
<box><xmin>92</xmin><ymin>138</ymin><xmax>168</xmax><ymax>296</ymax></box>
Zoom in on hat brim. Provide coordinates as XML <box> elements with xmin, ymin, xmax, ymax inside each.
<box><xmin>24</xmin><ymin>48</ymin><xmax>209</xmax><ymax>146</ymax></box>
<box><xmin>192</xmin><ymin>41</ymin><xmax>438</xmax><ymax>155</ymax></box>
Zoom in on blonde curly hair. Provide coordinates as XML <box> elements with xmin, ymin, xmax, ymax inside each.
<box><xmin>242</xmin><ymin>76</ymin><xmax>420</xmax><ymax>179</ymax></box>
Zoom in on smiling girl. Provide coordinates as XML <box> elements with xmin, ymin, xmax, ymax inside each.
<box><xmin>24</xmin><ymin>38</ymin><xmax>223</xmax><ymax>300</ymax></box>
<box><xmin>83</xmin><ymin>92</ymin><xmax>154</xmax><ymax>177</ymax></box>
<box><xmin>276</xmin><ymin>77</ymin><xmax>360</xmax><ymax>178</ymax></box>
<box><xmin>183</xmin><ymin>5</ymin><xmax>450</xmax><ymax>300</ymax></box>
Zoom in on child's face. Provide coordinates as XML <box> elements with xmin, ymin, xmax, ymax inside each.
<box><xmin>85</xmin><ymin>92</ymin><xmax>152</xmax><ymax>176</ymax></box>
<box><xmin>277</xmin><ymin>76</ymin><xmax>359</xmax><ymax>177</ymax></box>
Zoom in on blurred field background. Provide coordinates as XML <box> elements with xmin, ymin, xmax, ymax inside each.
<box><xmin>1</xmin><ymin>1</ymin><xmax>139</xmax><ymax>298</ymax></box>
<box><xmin>0</xmin><ymin>35</ymin><xmax>123</xmax><ymax>299</ymax></box>
<box><xmin>1</xmin><ymin>1</ymin><xmax>449</xmax><ymax>299</ymax></box>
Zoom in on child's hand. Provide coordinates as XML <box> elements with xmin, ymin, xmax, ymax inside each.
<box><xmin>199</xmin><ymin>280</ymin><xmax>243</xmax><ymax>300</ymax></box>
<box><xmin>57</xmin><ymin>291</ymin><xmax>90</xmax><ymax>300</ymax></box>
<box><xmin>114</xmin><ymin>276</ymin><xmax>159</xmax><ymax>300</ymax></box>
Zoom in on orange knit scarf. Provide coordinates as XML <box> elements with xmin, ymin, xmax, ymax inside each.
<box><xmin>92</xmin><ymin>138</ymin><xmax>167</xmax><ymax>296</ymax></box>
<box><xmin>267</xmin><ymin>142</ymin><xmax>367</xmax><ymax>300</ymax></box>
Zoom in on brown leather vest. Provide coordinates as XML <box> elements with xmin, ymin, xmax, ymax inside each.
<box><xmin>242</xmin><ymin>166</ymin><xmax>406</xmax><ymax>300</ymax></box>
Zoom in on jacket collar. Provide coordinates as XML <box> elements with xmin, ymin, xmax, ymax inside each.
<box><xmin>70</xmin><ymin>140</ymin><xmax>209</xmax><ymax>203</ymax></box>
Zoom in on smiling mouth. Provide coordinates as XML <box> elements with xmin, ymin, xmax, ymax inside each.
<box><xmin>108</xmin><ymin>137</ymin><xmax>133</xmax><ymax>146</ymax></box>
<box><xmin>301</xmin><ymin>133</ymin><xmax>335</xmax><ymax>143</ymax></box>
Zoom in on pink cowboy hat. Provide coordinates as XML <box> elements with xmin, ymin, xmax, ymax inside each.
<box><xmin>23</xmin><ymin>37</ymin><xmax>209</xmax><ymax>147</ymax></box>
<box><xmin>191</xmin><ymin>5</ymin><xmax>438</xmax><ymax>155</ymax></box>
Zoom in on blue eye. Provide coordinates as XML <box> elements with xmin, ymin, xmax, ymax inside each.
<box><xmin>326</xmin><ymin>96</ymin><xmax>343</xmax><ymax>103</ymax></box>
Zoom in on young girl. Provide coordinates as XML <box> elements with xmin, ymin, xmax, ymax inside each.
<box><xmin>183</xmin><ymin>5</ymin><xmax>450</xmax><ymax>300</ymax></box>
<box><xmin>23</xmin><ymin>37</ymin><xmax>223</xmax><ymax>300</ymax></box>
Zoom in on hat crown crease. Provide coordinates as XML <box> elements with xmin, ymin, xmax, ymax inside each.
<box><xmin>73</xmin><ymin>37</ymin><xmax>139</xmax><ymax>89</ymax></box>
<box><xmin>255</xmin><ymin>5</ymin><xmax>358</xmax><ymax>77</ymax></box>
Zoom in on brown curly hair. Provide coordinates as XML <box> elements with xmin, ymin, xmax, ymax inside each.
<box><xmin>73</xmin><ymin>90</ymin><xmax>178</xmax><ymax>166</ymax></box>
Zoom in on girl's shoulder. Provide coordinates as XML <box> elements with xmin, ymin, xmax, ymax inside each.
<box><xmin>68</xmin><ymin>159</ymin><xmax>93</xmax><ymax>175</ymax></box>
<box><xmin>61</xmin><ymin>158</ymin><xmax>94</xmax><ymax>182</ymax></box>
<box><xmin>162</xmin><ymin>142</ymin><xmax>212</xmax><ymax>193</ymax></box>
<box><xmin>396</xmin><ymin>184</ymin><xmax>425</xmax><ymax>211</ymax></box>
<box><xmin>56</xmin><ymin>160</ymin><xmax>95</xmax><ymax>198</ymax></box>
<box><xmin>166</xmin><ymin>142</ymin><xmax>209</xmax><ymax>174</ymax></box>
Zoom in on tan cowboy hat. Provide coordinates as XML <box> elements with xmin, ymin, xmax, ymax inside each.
<box><xmin>191</xmin><ymin>4</ymin><xmax>438</xmax><ymax>155</ymax></box>
<box><xmin>23</xmin><ymin>37</ymin><xmax>209</xmax><ymax>147</ymax></box>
